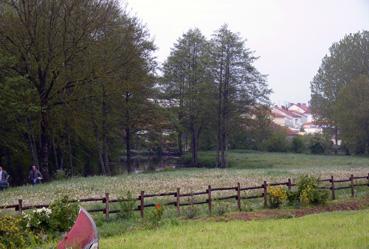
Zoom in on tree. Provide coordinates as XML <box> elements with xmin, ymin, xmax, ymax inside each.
<box><xmin>335</xmin><ymin>75</ymin><xmax>369</xmax><ymax>153</ymax></box>
<box><xmin>162</xmin><ymin>29</ymin><xmax>214</xmax><ymax>166</ymax></box>
<box><xmin>0</xmin><ymin>0</ymin><xmax>159</xmax><ymax>180</ymax></box>
<box><xmin>210</xmin><ymin>25</ymin><xmax>270</xmax><ymax>168</ymax></box>
<box><xmin>0</xmin><ymin>0</ymin><xmax>121</xmax><ymax>177</ymax></box>
<box><xmin>311</xmin><ymin>31</ymin><xmax>369</xmax><ymax>147</ymax></box>
<box><xmin>0</xmin><ymin>53</ymin><xmax>38</xmax><ymax>183</ymax></box>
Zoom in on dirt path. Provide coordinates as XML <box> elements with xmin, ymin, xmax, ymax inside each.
<box><xmin>227</xmin><ymin>197</ymin><xmax>369</xmax><ymax>221</ymax></box>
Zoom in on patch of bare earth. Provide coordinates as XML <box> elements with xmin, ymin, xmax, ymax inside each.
<box><xmin>228</xmin><ymin>198</ymin><xmax>369</xmax><ymax>221</ymax></box>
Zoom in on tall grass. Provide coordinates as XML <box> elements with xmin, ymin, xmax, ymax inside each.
<box><xmin>2</xmin><ymin>151</ymin><xmax>369</xmax><ymax>206</ymax></box>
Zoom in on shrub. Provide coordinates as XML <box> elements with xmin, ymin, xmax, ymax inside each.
<box><xmin>54</xmin><ymin>169</ymin><xmax>67</xmax><ymax>180</ymax></box>
<box><xmin>146</xmin><ymin>203</ymin><xmax>164</xmax><ymax>227</ymax></box>
<box><xmin>268</xmin><ymin>186</ymin><xmax>287</xmax><ymax>208</ymax></box>
<box><xmin>286</xmin><ymin>190</ymin><xmax>298</xmax><ymax>205</ymax></box>
<box><xmin>265</xmin><ymin>132</ymin><xmax>289</xmax><ymax>152</ymax></box>
<box><xmin>0</xmin><ymin>215</ymin><xmax>37</xmax><ymax>249</ymax></box>
<box><xmin>213</xmin><ymin>200</ymin><xmax>230</xmax><ymax>216</ymax></box>
<box><xmin>49</xmin><ymin>196</ymin><xmax>79</xmax><ymax>232</ymax></box>
<box><xmin>291</xmin><ymin>136</ymin><xmax>305</xmax><ymax>153</ymax></box>
<box><xmin>308</xmin><ymin>134</ymin><xmax>329</xmax><ymax>154</ymax></box>
<box><xmin>240</xmin><ymin>200</ymin><xmax>254</xmax><ymax>212</ymax></box>
<box><xmin>184</xmin><ymin>196</ymin><xmax>200</xmax><ymax>219</ymax></box>
<box><xmin>288</xmin><ymin>175</ymin><xmax>329</xmax><ymax>206</ymax></box>
<box><xmin>297</xmin><ymin>175</ymin><xmax>318</xmax><ymax>205</ymax></box>
<box><xmin>23</xmin><ymin>207</ymin><xmax>52</xmax><ymax>233</ymax></box>
<box><xmin>118</xmin><ymin>191</ymin><xmax>136</xmax><ymax>220</ymax></box>
<box><xmin>311</xmin><ymin>189</ymin><xmax>329</xmax><ymax>205</ymax></box>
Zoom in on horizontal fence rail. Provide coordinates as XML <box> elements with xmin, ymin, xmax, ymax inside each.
<box><xmin>1</xmin><ymin>173</ymin><xmax>369</xmax><ymax>220</ymax></box>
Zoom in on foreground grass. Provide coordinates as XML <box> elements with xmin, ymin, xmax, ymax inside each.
<box><xmin>2</xmin><ymin>151</ymin><xmax>369</xmax><ymax>206</ymax></box>
<box><xmin>101</xmin><ymin>209</ymin><xmax>369</xmax><ymax>249</ymax></box>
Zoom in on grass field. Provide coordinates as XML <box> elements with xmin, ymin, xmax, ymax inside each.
<box><xmin>3</xmin><ymin>151</ymin><xmax>369</xmax><ymax>249</ymax></box>
<box><xmin>1</xmin><ymin>151</ymin><xmax>369</xmax><ymax>206</ymax></box>
<box><xmin>186</xmin><ymin>150</ymin><xmax>369</xmax><ymax>168</ymax></box>
<box><xmin>100</xmin><ymin>209</ymin><xmax>369</xmax><ymax>249</ymax></box>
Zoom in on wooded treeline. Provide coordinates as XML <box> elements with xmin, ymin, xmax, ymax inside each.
<box><xmin>311</xmin><ymin>30</ymin><xmax>369</xmax><ymax>154</ymax></box>
<box><xmin>0</xmin><ymin>0</ymin><xmax>271</xmax><ymax>184</ymax></box>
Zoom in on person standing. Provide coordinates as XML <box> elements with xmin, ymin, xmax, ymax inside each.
<box><xmin>29</xmin><ymin>165</ymin><xmax>43</xmax><ymax>185</ymax></box>
<box><xmin>0</xmin><ymin>165</ymin><xmax>10</xmax><ymax>190</ymax></box>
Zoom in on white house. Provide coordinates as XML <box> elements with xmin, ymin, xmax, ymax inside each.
<box><xmin>271</xmin><ymin>103</ymin><xmax>322</xmax><ymax>135</ymax></box>
<box><xmin>302</xmin><ymin>122</ymin><xmax>323</xmax><ymax>134</ymax></box>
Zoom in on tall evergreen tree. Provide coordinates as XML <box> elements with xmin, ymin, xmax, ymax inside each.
<box><xmin>210</xmin><ymin>25</ymin><xmax>269</xmax><ymax>168</ymax></box>
<box><xmin>162</xmin><ymin>29</ymin><xmax>214</xmax><ymax>166</ymax></box>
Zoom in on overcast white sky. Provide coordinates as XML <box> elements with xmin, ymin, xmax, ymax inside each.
<box><xmin>122</xmin><ymin>0</ymin><xmax>368</xmax><ymax>103</ymax></box>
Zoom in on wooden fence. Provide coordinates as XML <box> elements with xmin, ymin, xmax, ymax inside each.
<box><xmin>1</xmin><ymin>173</ymin><xmax>369</xmax><ymax>220</ymax></box>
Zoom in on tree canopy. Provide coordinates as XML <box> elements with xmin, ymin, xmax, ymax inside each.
<box><xmin>311</xmin><ymin>30</ymin><xmax>369</xmax><ymax>153</ymax></box>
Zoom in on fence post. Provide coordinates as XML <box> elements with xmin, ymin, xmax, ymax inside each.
<box><xmin>140</xmin><ymin>191</ymin><xmax>145</xmax><ymax>218</ymax></box>
<box><xmin>350</xmin><ymin>174</ymin><xmax>354</xmax><ymax>197</ymax></box>
<box><xmin>18</xmin><ymin>199</ymin><xmax>23</xmax><ymax>214</ymax></box>
<box><xmin>237</xmin><ymin>182</ymin><xmax>241</xmax><ymax>211</ymax></box>
<box><xmin>176</xmin><ymin>188</ymin><xmax>180</xmax><ymax>215</ymax></box>
<box><xmin>330</xmin><ymin>176</ymin><xmax>335</xmax><ymax>200</ymax></box>
<box><xmin>104</xmin><ymin>193</ymin><xmax>110</xmax><ymax>220</ymax></box>
<box><xmin>367</xmin><ymin>173</ymin><xmax>369</xmax><ymax>187</ymax></box>
<box><xmin>287</xmin><ymin>178</ymin><xmax>292</xmax><ymax>191</ymax></box>
<box><xmin>207</xmin><ymin>185</ymin><xmax>212</xmax><ymax>215</ymax></box>
<box><xmin>263</xmin><ymin>181</ymin><xmax>268</xmax><ymax>208</ymax></box>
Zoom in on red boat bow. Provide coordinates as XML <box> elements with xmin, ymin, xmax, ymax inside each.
<box><xmin>57</xmin><ymin>208</ymin><xmax>99</xmax><ymax>249</ymax></box>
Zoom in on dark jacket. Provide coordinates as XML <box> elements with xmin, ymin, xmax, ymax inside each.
<box><xmin>28</xmin><ymin>169</ymin><xmax>42</xmax><ymax>181</ymax></box>
<box><xmin>0</xmin><ymin>170</ymin><xmax>9</xmax><ymax>182</ymax></box>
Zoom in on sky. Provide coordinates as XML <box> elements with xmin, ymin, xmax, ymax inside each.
<box><xmin>122</xmin><ymin>0</ymin><xmax>368</xmax><ymax>104</ymax></box>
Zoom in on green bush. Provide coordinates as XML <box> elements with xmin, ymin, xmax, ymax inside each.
<box><xmin>265</xmin><ymin>132</ymin><xmax>289</xmax><ymax>152</ymax></box>
<box><xmin>311</xmin><ymin>188</ymin><xmax>329</xmax><ymax>205</ymax></box>
<box><xmin>146</xmin><ymin>203</ymin><xmax>164</xmax><ymax>228</ymax></box>
<box><xmin>308</xmin><ymin>134</ymin><xmax>329</xmax><ymax>154</ymax></box>
<box><xmin>118</xmin><ymin>191</ymin><xmax>136</xmax><ymax>220</ymax></box>
<box><xmin>291</xmin><ymin>136</ymin><xmax>305</xmax><ymax>153</ymax></box>
<box><xmin>288</xmin><ymin>175</ymin><xmax>329</xmax><ymax>206</ymax></box>
<box><xmin>54</xmin><ymin>169</ymin><xmax>67</xmax><ymax>180</ymax></box>
<box><xmin>0</xmin><ymin>215</ymin><xmax>37</xmax><ymax>249</ymax></box>
<box><xmin>213</xmin><ymin>200</ymin><xmax>230</xmax><ymax>216</ymax></box>
<box><xmin>183</xmin><ymin>197</ymin><xmax>200</xmax><ymax>219</ymax></box>
<box><xmin>23</xmin><ymin>207</ymin><xmax>52</xmax><ymax>233</ymax></box>
<box><xmin>49</xmin><ymin>196</ymin><xmax>79</xmax><ymax>232</ymax></box>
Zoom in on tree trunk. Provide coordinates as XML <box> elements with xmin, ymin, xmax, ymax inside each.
<box><xmin>95</xmin><ymin>125</ymin><xmax>107</xmax><ymax>175</ymax></box>
<box><xmin>177</xmin><ymin>132</ymin><xmax>183</xmax><ymax>155</ymax></box>
<box><xmin>216</xmin><ymin>46</ymin><xmax>224</xmax><ymax>168</ymax></box>
<box><xmin>26</xmin><ymin>117</ymin><xmax>39</xmax><ymax>166</ymax></box>
<box><xmin>125</xmin><ymin>127</ymin><xmax>132</xmax><ymax>173</ymax></box>
<box><xmin>101</xmin><ymin>85</ymin><xmax>111</xmax><ymax>175</ymax></box>
<box><xmin>190</xmin><ymin>126</ymin><xmax>198</xmax><ymax>167</ymax></box>
<box><xmin>220</xmin><ymin>54</ymin><xmax>230</xmax><ymax>168</ymax></box>
<box><xmin>40</xmin><ymin>108</ymin><xmax>50</xmax><ymax>179</ymax></box>
<box><xmin>103</xmin><ymin>136</ymin><xmax>110</xmax><ymax>175</ymax></box>
<box><xmin>334</xmin><ymin>126</ymin><xmax>338</xmax><ymax>154</ymax></box>
<box><xmin>52</xmin><ymin>134</ymin><xmax>59</xmax><ymax>170</ymax></box>
<box><xmin>67</xmin><ymin>132</ymin><xmax>73</xmax><ymax>175</ymax></box>
<box><xmin>178</xmin><ymin>78</ymin><xmax>185</xmax><ymax>155</ymax></box>
<box><xmin>124</xmin><ymin>91</ymin><xmax>132</xmax><ymax>174</ymax></box>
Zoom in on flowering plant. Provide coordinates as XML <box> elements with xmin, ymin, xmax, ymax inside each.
<box><xmin>0</xmin><ymin>215</ymin><xmax>37</xmax><ymax>249</ymax></box>
<box><xmin>268</xmin><ymin>186</ymin><xmax>287</xmax><ymax>208</ymax></box>
<box><xmin>23</xmin><ymin>207</ymin><xmax>52</xmax><ymax>232</ymax></box>
<box><xmin>146</xmin><ymin>203</ymin><xmax>164</xmax><ymax>227</ymax></box>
